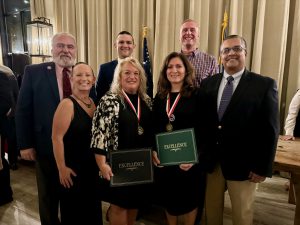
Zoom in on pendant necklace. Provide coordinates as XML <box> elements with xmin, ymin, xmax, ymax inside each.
<box><xmin>73</xmin><ymin>94</ymin><xmax>92</xmax><ymax>108</ymax></box>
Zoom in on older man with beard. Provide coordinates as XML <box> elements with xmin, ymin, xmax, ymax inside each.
<box><xmin>16</xmin><ymin>32</ymin><xmax>77</xmax><ymax>225</ymax></box>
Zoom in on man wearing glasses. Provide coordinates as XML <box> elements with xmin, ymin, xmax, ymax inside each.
<box><xmin>200</xmin><ymin>35</ymin><xmax>279</xmax><ymax>225</ymax></box>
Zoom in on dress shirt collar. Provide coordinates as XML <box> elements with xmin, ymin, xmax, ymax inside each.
<box><xmin>223</xmin><ymin>68</ymin><xmax>245</xmax><ymax>81</ymax></box>
<box><xmin>118</xmin><ymin>56</ymin><xmax>133</xmax><ymax>64</ymax></box>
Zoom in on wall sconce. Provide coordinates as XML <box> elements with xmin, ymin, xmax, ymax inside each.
<box><xmin>26</xmin><ymin>17</ymin><xmax>53</xmax><ymax>58</ymax></box>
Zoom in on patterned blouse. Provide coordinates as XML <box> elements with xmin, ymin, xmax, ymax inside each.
<box><xmin>90</xmin><ymin>92</ymin><xmax>152</xmax><ymax>155</ymax></box>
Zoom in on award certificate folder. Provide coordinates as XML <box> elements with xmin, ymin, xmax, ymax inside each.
<box><xmin>110</xmin><ymin>148</ymin><xmax>153</xmax><ymax>187</ymax></box>
<box><xmin>155</xmin><ymin>128</ymin><xmax>198</xmax><ymax>166</ymax></box>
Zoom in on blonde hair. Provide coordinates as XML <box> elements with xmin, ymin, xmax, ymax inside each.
<box><xmin>110</xmin><ymin>57</ymin><xmax>148</xmax><ymax>100</ymax></box>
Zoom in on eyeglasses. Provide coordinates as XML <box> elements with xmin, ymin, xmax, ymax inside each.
<box><xmin>220</xmin><ymin>46</ymin><xmax>246</xmax><ymax>55</ymax></box>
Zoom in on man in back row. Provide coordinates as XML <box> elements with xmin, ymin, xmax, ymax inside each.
<box><xmin>180</xmin><ymin>19</ymin><xmax>218</xmax><ymax>87</ymax></box>
<box><xmin>179</xmin><ymin>19</ymin><xmax>219</xmax><ymax>225</ymax></box>
<box><xmin>94</xmin><ymin>31</ymin><xmax>136</xmax><ymax>104</ymax></box>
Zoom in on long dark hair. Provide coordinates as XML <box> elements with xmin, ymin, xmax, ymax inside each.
<box><xmin>157</xmin><ymin>52</ymin><xmax>195</xmax><ymax>98</ymax></box>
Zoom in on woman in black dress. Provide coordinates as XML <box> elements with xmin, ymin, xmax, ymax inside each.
<box><xmin>90</xmin><ymin>58</ymin><xmax>153</xmax><ymax>225</ymax></box>
<box><xmin>52</xmin><ymin>62</ymin><xmax>102</xmax><ymax>225</ymax></box>
<box><xmin>152</xmin><ymin>52</ymin><xmax>206</xmax><ymax>225</ymax></box>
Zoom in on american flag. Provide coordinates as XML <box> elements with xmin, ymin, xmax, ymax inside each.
<box><xmin>143</xmin><ymin>36</ymin><xmax>153</xmax><ymax>98</ymax></box>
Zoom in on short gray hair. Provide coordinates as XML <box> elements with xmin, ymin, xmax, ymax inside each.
<box><xmin>51</xmin><ymin>32</ymin><xmax>77</xmax><ymax>47</ymax></box>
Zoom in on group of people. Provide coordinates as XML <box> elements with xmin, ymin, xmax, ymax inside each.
<box><xmin>1</xmin><ymin>18</ymin><xmax>283</xmax><ymax>225</ymax></box>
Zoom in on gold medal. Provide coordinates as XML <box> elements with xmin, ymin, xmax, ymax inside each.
<box><xmin>166</xmin><ymin>123</ymin><xmax>173</xmax><ymax>132</ymax></box>
<box><xmin>138</xmin><ymin>125</ymin><xmax>144</xmax><ymax>135</ymax></box>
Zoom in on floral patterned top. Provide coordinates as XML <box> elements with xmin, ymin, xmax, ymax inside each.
<box><xmin>90</xmin><ymin>92</ymin><xmax>152</xmax><ymax>156</ymax></box>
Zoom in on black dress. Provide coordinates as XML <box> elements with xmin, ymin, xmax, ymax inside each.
<box><xmin>60</xmin><ymin>96</ymin><xmax>102</xmax><ymax>225</ymax></box>
<box><xmin>153</xmin><ymin>89</ymin><xmax>206</xmax><ymax>216</ymax></box>
<box><xmin>99</xmin><ymin>93</ymin><xmax>153</xmax><ymax>209</ymax></box>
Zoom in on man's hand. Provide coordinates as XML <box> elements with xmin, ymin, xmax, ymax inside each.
<box><xmin>20</xmin><ymin>148</ymin><xmax>36</xmax><ymax>161</ymax></box>
<box><xmin>280</xmin><ymin>135</ymin><xmax>295</xmax><ymax>141</ymax></box>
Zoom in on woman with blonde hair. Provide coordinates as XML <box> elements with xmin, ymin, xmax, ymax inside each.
<box><xmin>91</xmin><ymin>57</ymin><xmax>153</xmax><ymax>225</ymax></box>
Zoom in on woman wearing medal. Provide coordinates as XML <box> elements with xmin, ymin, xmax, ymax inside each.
<box><xmin>90</xmin><ymin>57</ymin><xmax>153</xmax><ymax>225</ymax></box>
<box><xmin>52</xmin><ymin>62</ymin><xmax>102</xmax><ymax>225</ymax></box>
<box><xmin>152</xmin><ymin>52</ymin><xmax>206</xmax><ymax>225</ymax></box>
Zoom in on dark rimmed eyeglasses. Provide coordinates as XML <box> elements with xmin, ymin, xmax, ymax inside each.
<box><xmin>220</xmin><ymin>46</ymin><xmax>246</xmax><ymax>55</ymax></box>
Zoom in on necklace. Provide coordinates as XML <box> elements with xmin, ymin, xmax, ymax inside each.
<box><xmin>72</xmin><ymin>94</ymin><xmax>92</xmax><ymax>108</ymax></box>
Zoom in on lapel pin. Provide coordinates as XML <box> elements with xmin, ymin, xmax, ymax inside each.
<box><xmin>47</xmin><ymin>66</ymin><xmax>52</xmax><ymax>70</ymax></box>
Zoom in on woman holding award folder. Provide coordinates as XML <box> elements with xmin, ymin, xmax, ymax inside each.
<box><xmin>152</xmin><ymin>52</ymin><xmax>206</xmax><ymax>225</ymax></box>
<box><xmin>90</xmin><ymin>58</ymin><xmax>153</xmax><ymax>225</ymax></box>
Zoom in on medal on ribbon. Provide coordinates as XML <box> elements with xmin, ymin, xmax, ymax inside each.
<box><xmin>165</xmin><ymin>93</ymin><xmax>181</xmax><ymax>132</ymax></box>
<box><xmin>122</xmin><ymin>90</ymin><xmax>143</xmax><ymax>135</ymax></box>
<box><xmin>138</xmin><ymin>125</ymin><xmax>144</xmax><ymax>135</ymax></box>
<box><xmin>166</xmin><ymin>123</ymin><xmax>173</xmax><ymax>132</ymax></box>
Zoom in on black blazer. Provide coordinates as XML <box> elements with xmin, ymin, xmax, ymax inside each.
<box><xmin>95</xmin><ymin>60</ymin><xmax>118</xmax><ymax>104</ymax></box>
<box><xmin>200</xmin><ymin>70</ymin><xmax>279</xmax><ymax>180</ymax></box>
<box><xmin>15</xmin><ymin>62</ymin><xmax>60</xmax><ymax>157</ymax></box>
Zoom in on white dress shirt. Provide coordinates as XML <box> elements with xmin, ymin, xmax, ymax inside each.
<box><xmin>284</xmin><ymin>89</ymin><xmax>300</xmax><ymax>136</ymax></box>
<box><xmin>217</xmin><ymin>68</ymin><xmax>244</xmax><ymax>110</ymax></box>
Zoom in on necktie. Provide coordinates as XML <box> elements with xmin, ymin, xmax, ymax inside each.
<box><xmin>62</xmin><ymin>68</ymin><xmax>72</xmax><ymax>98</ymax></box>
<box><xmin>218</xmin><ymin>76</ymin><xmax>234</xmax><ymax>120</ymax></box>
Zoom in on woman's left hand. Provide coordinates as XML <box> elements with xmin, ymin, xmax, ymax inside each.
<box><xmin>99</xmin><ymin>163</ymin><xmax>113</xmax><ymax>181</ymax></box>
<box><xmin>179</xmin><ymin>163</ymin><xmax>193</xmax><ymax>171</ymax></box>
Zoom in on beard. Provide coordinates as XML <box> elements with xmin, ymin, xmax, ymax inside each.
<box><xmin>53</xmin><ymin>55</ymin><xmax>76</xmax><ymax>67</ymax></box>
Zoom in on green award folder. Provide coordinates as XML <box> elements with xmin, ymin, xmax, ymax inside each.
<box><xmin>155</xmin><ymin>128</ymin><xmax>198</xmax><ymax>166</ymax></box>
<box><xmin>110</xmin><ymin>148</ymin><xmax>153</xmax><ymax>187</ymax></box>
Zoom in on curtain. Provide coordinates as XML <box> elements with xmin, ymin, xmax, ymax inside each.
<box><xmin>30</xmin><ymin>0</ymin><xmax>300</xmax><ymax>127</ymax></box>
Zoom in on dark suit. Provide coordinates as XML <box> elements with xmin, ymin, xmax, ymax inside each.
<box><xmin>94</xmin><ymin>60</ymin><xmax>118</xmax><ymax>104</ymax></box>
<box><xmin>1</xmin><ymin>72</ymin><xmax>19</xmax><ymax>167</ymax></box>
<box><xmin>16</xmin><ymin>62</ymin><xmax>61</xmax><ymax>225</ymax></box>
<box><xmin>0</xmin><ymin>72</ymin><xmax>11</xmax><ymax>117</ymax></box>
<box><xmin>0</xmin><ymin>71</ymin><xmax>13</xmax><ymax>205</ymax></box>
<box><xmin>201</xmin><ymin>69</ymin><xmax>279</xmax><ymax>225</ymax></box>
<box><xmin>201</xmin><ymin>70</ymin><xmax>279</xmax><ymax>178</ymax></box>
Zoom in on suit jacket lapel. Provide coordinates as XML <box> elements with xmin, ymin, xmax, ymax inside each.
<box><xmin>213</xmin><ymin>74</ymin><xmax>223</xmax><ymax>118</ymax></box>
<box><xmin>45</xmin><ymin>62</ymin><xmax>60</xmax><ymax>103</ymax></box>
<box><xmin>223</xmin><ymin>70</ymin><xmax>251</xmax><ymax>116</ymax></box>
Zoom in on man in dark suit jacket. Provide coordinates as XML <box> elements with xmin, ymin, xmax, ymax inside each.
<box><xmin>201</xmin><ymin>35</ymin><xmax>279</xmax><ymax>225</ymax></box>
<box><xmin>94</xmin><ymin>31</ymin><xmax>136</xmax><ymax>104</ymax></box>
<box><xmin>0</xmin><ymin>69</ymin><xmax>14</xmax><ymax>206</ymax></box>
<box><xmin>0</xmin><ymin>65</ymin><xmax>19</xmax><ymax>170</ymax></box>
<box><xmin>15</xmin><ymin>33</ymin><xmax>77</xmax><ymax>225</ymax></box>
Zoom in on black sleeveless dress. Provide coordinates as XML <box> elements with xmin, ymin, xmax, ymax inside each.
<box><xmin>60</xmin><ymin>96</ymin><xmax>102</xmax><ymax>225</ymax></box>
